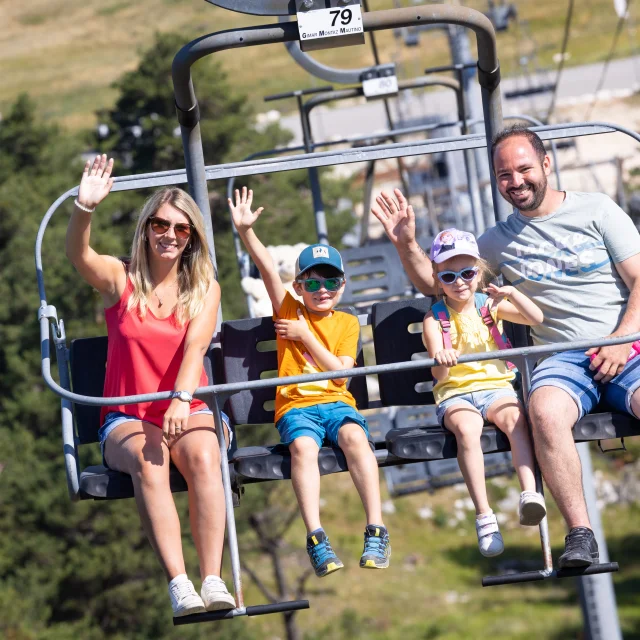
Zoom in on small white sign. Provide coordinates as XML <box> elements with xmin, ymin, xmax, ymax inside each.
<box><xmin>362</xmin><ymin>75</ymin><xmax>399</xmax><ymax>98</ymax></box>
<box><xmin>297</xmin><ymin>5</ymin><xmax>363</xmax><ymax>43</ymax></box>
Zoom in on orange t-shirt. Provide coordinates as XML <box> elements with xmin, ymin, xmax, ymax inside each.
<box><xmin>274</xmin><ymin>292</ymin><xmax>359</xmax><ymax>423</ymax></box>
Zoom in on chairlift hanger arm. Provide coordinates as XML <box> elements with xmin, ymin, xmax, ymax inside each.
<box><xmin>172</xmin><ymin>5</ymin><xmax>499</xmax><ymax>118</ymax></box>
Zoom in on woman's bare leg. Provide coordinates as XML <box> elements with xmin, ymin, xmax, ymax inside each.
<box><xmin>105</xmin><ymin>421</ymin><xmax>184</xmax><ymax>580</ymax></box>
<box><xmin>169</xmin><ymin>415</ymin><xmax>228</xmax><ymax>581</ymax></box>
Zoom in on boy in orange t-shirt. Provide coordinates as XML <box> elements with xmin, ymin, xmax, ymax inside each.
<box><xmin>230</xmin><ymin>187</ymin><xmax>390</xmax><ymax>577</ymax></box>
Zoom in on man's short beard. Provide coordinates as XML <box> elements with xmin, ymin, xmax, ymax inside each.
<box><xmin>507</xmin><ymin>174</ymin><xmax>548</xmax><ymax>211</ymax></box>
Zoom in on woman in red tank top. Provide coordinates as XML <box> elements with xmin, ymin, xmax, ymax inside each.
<box><xmin>66</xmin><ymin>155</ymin><xmax>235</xmax><ymax>616</ymax></box>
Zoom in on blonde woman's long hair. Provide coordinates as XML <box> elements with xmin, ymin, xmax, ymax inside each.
<box><xmin>128</xmin><ymin>188</ymin><xmax>214</xmax><ymax>326</ymax></box>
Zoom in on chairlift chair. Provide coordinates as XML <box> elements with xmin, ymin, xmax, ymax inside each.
<box><xmin>35</xmin><ymin>4</ymin><xmax>640</xmax><ymax>625</ymax></box>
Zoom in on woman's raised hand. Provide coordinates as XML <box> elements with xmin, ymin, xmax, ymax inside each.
<box><xmin>228</xmin><ymin>186</ymin><xmax>264</xmax><ymax>233</ymax></box>
<box><xmin>77</xmin><ymin>154</ymin><xmax>115</xmax><ymax>210</ymax></box>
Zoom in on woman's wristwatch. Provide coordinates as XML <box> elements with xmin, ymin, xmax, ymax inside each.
<box><xmin>170</xmin><ymin>390</ymin><xmax>193</xmax><ymax>402</ymax></box>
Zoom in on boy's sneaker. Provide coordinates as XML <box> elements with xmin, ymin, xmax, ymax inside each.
<box><xmin>201</xmin><ymin>575</ymin><xmax>236</xmax><ymax>611</ymax></box>
<box><xmin>306</xmin><ymin>529</ymin><xmax>343</xmax><ymax>578</ymax></box>
<box><xmin>169</xmin><ymin>575</ymin><xmax>206</xmax><ymax>617</ymax></box>
<box><xmin>476</xmin><ymin>512</ymin><xmax>504</xmax><ymax>557</ymax></box>
<box><xmin>519</xmin><ymin>491</ymin><xmax>547</xmax><ymax>526</ymax></box>
<box><xmin>360</xmin><ymin>525</ymin><xmax>391</xmax><ymax>569</ymax></box>
<box><xmin>558</xmin><ymin>527</ymin><xmax>599</xmax><ymax>569</ymax></box>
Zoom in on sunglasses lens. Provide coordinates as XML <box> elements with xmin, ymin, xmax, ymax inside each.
<box><xmin>174</xmin><ymin>224</ymin><xmax>192</xmax><ymax>238</ymax></box>
<box><xmin>440</xmin><ymin>272</ymin><xmax>456</xmax><ymax>285</ymax></box>
<box><xmin>325</xmin><ymin>278</ymin><xmax>342</xmax><ymax>291</ymax></box>
<box><xmin>461</xmin><ymin>269</ymin><xmax>477</xmax><ymax>281</ymax></box>
<box><xmin>150</xmin><ymin>218</ymin><xmax>170</xmax><ymax>233</ymax></box>
<box><xmin>304</xmin><ymin>279</ymin><xmax>321</xmax><ymax>292</ymax></box>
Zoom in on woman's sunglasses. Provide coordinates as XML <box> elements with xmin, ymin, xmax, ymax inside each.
<box><xmin>436</xmin><ymin>266</ymin><xmax>478</xmax><ymax>285</ymax></box>
<box><xmin>148</xmin><ymin>216</ymin><xmax>193</xmax><ymax>239</ymax></box>
<box><xmin>296</xmin><ymin>277</ymin><xmax>344</xmax><ymax>293</ymax></box>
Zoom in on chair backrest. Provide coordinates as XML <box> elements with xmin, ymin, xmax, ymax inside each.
<box><xmin>70</xmin><ymin>337</ymin><xmax>108</xmax><ymax>445</ymax></box>
<box><xmin>371</xmin><ymin>297</ymin><xmax>435</xmax><ymax>407</ymax></box>
<box><xmin>222</xmin><ymin>308</ymin><xmax>368</xmax><ymax>426</ymax></box>
<box><xmin>340</xmin><ymin>243</ymin><xmax>411</xmax><ymax>307</ymax></box>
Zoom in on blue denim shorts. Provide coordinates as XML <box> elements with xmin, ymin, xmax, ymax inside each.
<box><xmin>276</xmin><ymin>401</ymin><xmax>370</xmax><ymax>449</ymax></box>
<box><xmin>98</xmin><ymin>408</ymin><xmax>231</xmax><ymax>468</ymax></box>
<box><xmin>436</xmin><ymin>387</ymin><xmax>519</xmax><ymax>426</ymax></box>
<box><xmin>529</xmin><ymin>349</ymin><xmax>640</xmax><ymax>420</ymax></box>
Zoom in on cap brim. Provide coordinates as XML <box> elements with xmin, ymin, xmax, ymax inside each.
<box><xmin>296</xmin><ymin>259</ymin><xmax>344</xmax><ymax>277</ymax></box>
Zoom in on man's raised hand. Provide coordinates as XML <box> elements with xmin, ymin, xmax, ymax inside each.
<box><xmin>371</xmin><ymin>188</ymin><xmax>416</xmax><ymax>248</ymax></box>
<box><xmin>228</xmin><ymin>186</ymin><xmax>264</xmax><ymax>233</ymax></box>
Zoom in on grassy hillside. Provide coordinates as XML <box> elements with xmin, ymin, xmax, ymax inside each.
<box><xmin>2</xmin><ymin>0</ymin><xmax>638</xmax><ymax>130</ymax></box>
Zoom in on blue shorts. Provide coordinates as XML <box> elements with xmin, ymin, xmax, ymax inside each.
<box><xmin>436</xmin><ymin>388</ymin><xmax>519</xmax><ymax>426</ymax></box>
<box><xmin>98</xmin><ymin>409</ymin><xmax>231</xmax><ymax>469</ymax></box>
<box><xmin>529</xmin><ymin>349</ymin><xmax>640</xmax><ymax>420</ymax></box>
<box><xmin>276</xmin><ymin>402</ymin><xmax>371</xmax><ymax>449</ymax></box>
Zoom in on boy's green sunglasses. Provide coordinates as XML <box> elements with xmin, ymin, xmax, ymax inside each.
<box><xmin>296</xmin><ymin>276</ymin><xmax>345</xmax><ymax>293</ymax></box>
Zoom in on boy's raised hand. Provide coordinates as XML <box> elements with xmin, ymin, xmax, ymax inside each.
<box><xmin>371</xmin><ymin>188</ymin><xmax>416</xmax><ymax>248</ymax></box>
<box><xmin>228</xmin><ymin>186</ymin><xmax>264</xmax><ymax>232</ymax></box>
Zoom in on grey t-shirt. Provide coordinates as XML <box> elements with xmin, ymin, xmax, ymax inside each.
<box><xmin>477</xmin><ymin>191</ymin><xmax>640</xmax><ymax>346</ymax></box>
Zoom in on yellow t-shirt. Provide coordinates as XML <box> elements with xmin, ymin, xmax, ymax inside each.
<box><xmin>432</xmin><ymin>299</ymin><xmax>515</xmax><ymax>404</ymax></box>
<box><xmin>274</xmin><ymin>292</ymin><xmax>358</xmax><ymax>423</ymax></box>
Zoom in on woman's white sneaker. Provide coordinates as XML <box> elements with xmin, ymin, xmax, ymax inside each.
<box><xmin>519</xmin><ymin>491</ymin><xmax>547</xmax><ymax>526</ymax></box>
<box><xmin>168</xmin><ymin>575</ymin><xmax>206</xmax><ymax>617</ymax></box>
<box><xmin>476</xmin><ymin>512</ymin><xmax>504</xmax><ymax>557</ymax></box>
<box><xmin>201</xmin><ymin>575</ymin><xmax>236</xmax><ymax>611</ymax></box>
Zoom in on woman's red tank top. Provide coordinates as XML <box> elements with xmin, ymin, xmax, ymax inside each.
<box><xmin>100</xmin><ymin>277</ymin><xmax>208</xmax><ymax>428</ymax></box>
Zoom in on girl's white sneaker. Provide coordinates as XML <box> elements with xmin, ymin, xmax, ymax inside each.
<box><xmin>201</xmin><ymin>575</ymin><xmax>236</xmax><ymax>611</ymax></box>
<box><xmin>476</xmin><ymin>512</ymin><xmax>504</xmax><ymax>557</ymax></box>
<box><xmin>168</xmin><ymin>575</ymin><xmax>206</xmax><ymax>617</ymax></box>
<box><xmin>519</xmin><ymin>491</ymin><xmax>547</xmax><ymax>526</ymax></box>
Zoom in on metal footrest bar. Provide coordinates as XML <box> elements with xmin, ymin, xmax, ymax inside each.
<box><xmin>173</xmin><ymin>600</ymin><xmax>310</xmax><ymax>625</ymax></box>
<box><xmin>482</xmin><ymin>562</ymin><xmax>619</xmax><ymax>587</ymax></box>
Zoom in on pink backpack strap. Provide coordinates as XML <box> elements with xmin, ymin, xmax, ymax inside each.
<box><xmin>432</xmin><ymin>300</ymin><xmax>453</xmax><ymax>350</ymax></box>
<box><xmin>478</xmin><ymin>303</ymin><xmax>516</xmax><ymax>370</ymax></box>
<box><xmin>436</xmin><ymin>310</ymin><xmax>453</xmax><ymax>350</ymax></box>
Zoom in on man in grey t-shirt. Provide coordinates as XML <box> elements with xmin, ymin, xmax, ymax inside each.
<box><xmin>372</xmin><ymin>126</ymin><xmax>640</xmax><ymax>570</ymax></box>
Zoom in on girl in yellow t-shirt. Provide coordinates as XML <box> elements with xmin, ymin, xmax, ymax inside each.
<box><xmin>422</xmin><ymin>228</ymin><xmax>546</xmax><ymax>558</ymax></box>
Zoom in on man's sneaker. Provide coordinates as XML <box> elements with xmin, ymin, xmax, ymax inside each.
<box><xmin>519</xmin><ymin>491</ymin><xmax>547</xmax><ymax>526</ymax></box>
<box><xmin>306</xmin><ymin>529</ymin><xmax>343</xmax><ymax>578</ymax></box>
<box><xmin>476</xmin><ymin>512</ymin><xmax>504</xmax><ymax>557</ymax></box>
<box><xmin>168</xmin><ymin>575</ymin><xmax>206</xmax><ymax>617</ymax></box>
<box><xmin>201</xmin><ymin>575</ymin><xmax>236</xmax><ymax>611</ymax></box>
<box><xmin>558</xmin><ymin>527</ymin><xmax>599</xmax><ymax>569</ymax></box>
<box><xmin>360</xmin><ymin>525</ymin><xmax>391</xmax><ymax>569</ymax></box>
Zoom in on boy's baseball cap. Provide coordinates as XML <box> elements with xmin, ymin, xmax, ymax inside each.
<box><xmin>430</xmin><ymin>228</ymin><xmax>480</xmax><ymax>264</ymax></box>
<box><xmin>295</xmin><ymin>244</ymin><xmax>345</xmax><ymax>278</ymax></box>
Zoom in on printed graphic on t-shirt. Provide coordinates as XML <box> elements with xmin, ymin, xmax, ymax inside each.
<box><xmin>500</xmin><ymin>232</ymin><xmax>609</xmax><ymax>285</ymax></box>
<box><xmin>281</xmin><ymin>352</ymin><xmax>329</xmax><ymax>398</ymax></box>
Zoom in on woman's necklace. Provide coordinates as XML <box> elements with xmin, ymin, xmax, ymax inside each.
<box><xmin>153</xmin><ymin>278</ymin><xmax>178</xmax><ymax>308</ymax></box>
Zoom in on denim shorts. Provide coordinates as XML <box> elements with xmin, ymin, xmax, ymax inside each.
<box><xmin>436</xmin><ymin>388</ymin><xmax>519</xmax><ymax>426</ymax></box>
<box><xmin>529</xmin><ymin>349</ymin><xmax>640</xmax><ymax>420</ymax></box>
<box><xmin>276</xmin><ymin>402</ymin><xmax>371</xmax><ymax>449</ymax></box>
<box><xmin>98</xmin><ymin>408</ymin><xmax>231</xmax><ymax>468</ymax></box>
